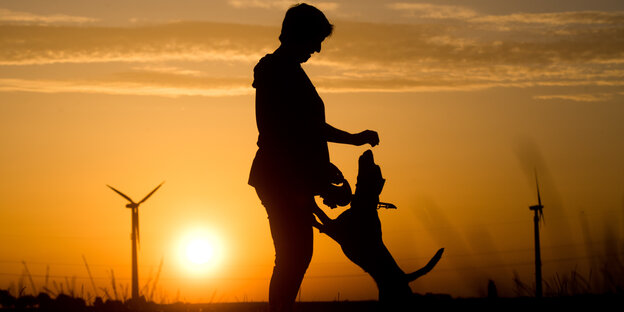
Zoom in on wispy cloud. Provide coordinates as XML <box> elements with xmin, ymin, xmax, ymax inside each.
<box><xmin>228</xmin><ymin>0</ymin><xmax>293</xmax><ymax>10</ymax></box>
<box><xmin>0</xmin><ymin>8</ymin><xmax>98</xmax><ymax>24</ymax></box>
<box><xmin>0</xmin><ymin>14</ymin><xmax>622</xmax><ymax>98</ymax></box>
<box><xmin>130</xmin><ymin>65</ymin><xmax>205</xmax><ymax>77</ymax></box>
<box><xmin>472</xmin><ymin>11</ymin><xmax>624</xmax><ymax>26</ymax></box>
<box><xmin>0</xmin><ymin>78</ymin><xmax>252</xmax><ymax>97</ymax></box>
<box><xmin>388</xmin><ymin>2</ymin><xmax>478</xmax><ymax>20</ymax></box>
<box><xmin>0</xmin><ymin>48</ymin><xmax>262</xmax><ymax>66</ymax></box>
<box><xmin>533</xmin><ymin>93</ymin><xmax>615</xmax><ymax>102</ymax></box>
<box><xmin>388</xmin><ymin>2</ymin><xmax>624</xmax><ymax>26</ymax></box>
<box><xmin>227</xmin><ymin>0</ymin><xmax>339</xmax><ymax>11</ymax></box>
<box><xmin>0</xmin><ymin>22</ymin><xmax>273</xmax><ymax>66</ymax></box>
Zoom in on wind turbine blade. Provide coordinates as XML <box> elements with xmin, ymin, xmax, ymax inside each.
<box><xmin>107</xmin><ymin>185</ymin><xmax>136</xmax><ymax>204</ymax></box>
<box><xmin>535</xmin><ymin>169</ymin><xmax>542</xmax><ymax>206</ymax></box>
<box><xmin>138</xmin><ymin>182</ymin><xmax>164</xmax><ymax>204</ymax></box>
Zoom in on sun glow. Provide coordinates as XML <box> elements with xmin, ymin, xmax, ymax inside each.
<box><xmin>177</xmin><ymin>228</ymin><xmax>225</xmax><ymax>275</ymax></box>
<box><xmin>186</xmin><ymin>238</ymin><xmax>214</xmax><ymax>264</ymax></box>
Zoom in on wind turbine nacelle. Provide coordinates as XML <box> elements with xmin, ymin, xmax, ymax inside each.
<box><xmin>126</xmin><ymin>203</ymin><xmax>138</xmax><ymax>209</ymax></box>
<box><xmin>529</xmin><ymin>204</ymin><xmax>543</xmax><ymax>211</ymax></box>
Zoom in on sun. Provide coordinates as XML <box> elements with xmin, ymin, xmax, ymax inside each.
<box><xmin>186</xmin><ymin>238</ymin><xmax>214</xmax><ymax>265</ymax></box>
<box><xmin>177</xmin><ymin>228</ymin><xmax>225</xmax><ymax>275</ymax></box>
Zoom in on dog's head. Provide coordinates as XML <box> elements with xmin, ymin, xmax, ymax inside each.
<box><xmin>353</xmin><ymin>150</ymin><xmax>385</xmax><ymax>207</ymax></box>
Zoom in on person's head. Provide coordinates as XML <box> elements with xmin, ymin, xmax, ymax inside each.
<box><xmin>279</xmin><ymin>3</ymin><xmax>333</xmax><ymax>62</ymax></box>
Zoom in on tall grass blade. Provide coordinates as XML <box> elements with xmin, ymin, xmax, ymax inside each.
<box><xmin>149</xmin><ymin>257</ymin><xmax>164</xmax><ymax>301</ymax></box>
<box><xmin>141</xmin><ymin>268</ymin><xmax>153</xmax><ymax>296</ymax></box>
<box><xmin>82</xmin><ymin>255</ymin><xmax>99</xmax><ymax>297</ymax></box>
<box><xmin>45</xmin><ymin>265</ymin><xmax>50</xmax><ymax>289</ymax></box>
<box><xmin>52</xmin><ymin>280</ymin><xmax>60</xmax><ymax>294</ymax></box>
<box><xmin>121</xmin><ymin>283</ymin><xmax>128</xmax><ymax>301</ymax></box>
<box><xmin>110</xmin><ymin>270</ymin><xmax>118</xmax><ymax>301</ymax></box>
<box><xmin>208</xmin><ymin>290</ymin><xmax>217</xmax><ymax>304</ymax></box>
<box><xmin>21</xmin><ymin>261</ymin><xmax>37</xmax><ymax>295</ymax></box>
<box><xmin>99</xmin><ymin>287</ymin><xmax>111</xmax><ymax>301</ymax></box>
<box><xmin>41</xmin><ymin>286</ymin><xmax>55</xmax><ymax>297</ymax></box>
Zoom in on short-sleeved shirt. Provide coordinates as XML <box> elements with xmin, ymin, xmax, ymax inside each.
<box><xmin>248</xmin><ymin>53</ymin><xmax>330</xmax><ymax>194</ymax></box>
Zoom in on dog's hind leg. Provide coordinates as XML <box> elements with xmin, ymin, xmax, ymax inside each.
<box><xmin>405</xmin><ymin>248</ymin><xmax>444</xmax><ymax>282</ymax></box>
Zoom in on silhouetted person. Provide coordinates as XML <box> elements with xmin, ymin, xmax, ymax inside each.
<box><xmin>248</xmin><ymin>3</ymin><xmax>379</xmax><ymax>312</ymax></box>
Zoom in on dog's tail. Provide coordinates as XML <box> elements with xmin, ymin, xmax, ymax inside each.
<box><xmin>405</xmin><ymin>248</ymin><xmax>444</xmax><ymax>282</ymax></box>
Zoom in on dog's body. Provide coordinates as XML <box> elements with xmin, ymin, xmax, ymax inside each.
<box><xmin>313</xmin><ymin>150</ymin><xmax>443</xmax><ymax>306</ymax></box>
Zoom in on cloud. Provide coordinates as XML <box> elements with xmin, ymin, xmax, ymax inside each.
<box><xmin>0</xmin><ymin>22</ymin><xmax>274</xmax><ymax>66</ymax></box>
<box><xmin>0</xmin><ymin>78</ymin><xmax>252</xmax><ymax>97</ymax></box>
<box><xmin>0</xmin><ymin>8</ymin><xmax>98</xmax><ymax>24</ymax></box>
<box><xmin>130</xmin><ymin>65</ymin><xmax>205</xmax><ymax>77</ymax></box>
<box><xmin>227</xmin><ymin>0</ymin><xmax>293</xmax><ymax>10</ymax></box>
<box><xmin>0</xmin><ymin>16</ymin><xmax>622</xmax><ymax>98</ymax></box>
<box><xmin>227</xmin><ymin>0</ymin><xmax>339</xmax><ymax>11</ymax></box>
<box><xmin>388</xmin><ymin>2</ymin><xmax>624</xmax><ymax>26</ymax></box>
<box><xmin>533</xmin><ymin>93</ymin><xmax>616</xmax><ymax>102</ymax></box>
<box><xmin>386</xmin><ymin>2</ymin><xmax>624</xmax><ymax>42</ymax></box>
<box><xmin>310</xmin><ymin>19</ymin><xmax>624</xmax><ymax>93</ymax></box>
<box><xmin>110</xmin><ymin>68</ymin><xmax>251</xmax><ymax>90</ymax></box>
<box><xmin>472</xmin><ymin>11</ymin><xmax>624</xmax><ymax>26</ymax></box>
<box><xmin>388</xmin><ymin>2</ymin><xmax>478</xmax><ymax>20</ymax></box>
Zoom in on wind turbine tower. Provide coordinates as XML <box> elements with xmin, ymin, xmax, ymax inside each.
<box><xmin>529</xmin><ymin>172</ymin><xmax>544</xmax><ymax>298</ymax></box>
<box><xmin>107</xmin><ymin>182</ymin><xmax>164</xmax><ymax>300</ymax></box>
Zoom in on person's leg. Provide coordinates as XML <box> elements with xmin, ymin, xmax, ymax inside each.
<box><xmin>257</xmin><ymin>188</ymin><xmax>314</xmax><ymax>312</ymax></box>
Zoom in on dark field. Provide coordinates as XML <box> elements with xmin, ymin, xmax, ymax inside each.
<box><xmin>164</xmin><ymin>295</ymin><xmax>622</xmax><ymax>312</ymax></box>
<box><xmin>2</xmin><ymin>293</ymin><xmax>622</xmax><ymax>312</ymax></box>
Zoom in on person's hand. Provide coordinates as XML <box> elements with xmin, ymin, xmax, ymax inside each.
<box><xmin>355</xmin><ymin>130</ymin><xmax>379</xmax><ymax>147</ymax></box>
<box><xmin>326</xmin><ymin>163</ymin><xmax>344</xmax><ymax>184</ymax></box>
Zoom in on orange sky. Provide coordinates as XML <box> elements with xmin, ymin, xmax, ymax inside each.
<box><xmin>1</xmin><ymin>0</ymin><xmax>623</xmax><ymax>303</ymax></box>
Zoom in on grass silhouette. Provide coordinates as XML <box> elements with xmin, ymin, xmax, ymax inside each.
<box><xmin>2</xmin><ymin>248</ymin><xmax>623</xmax><ymax>311</ymax></box>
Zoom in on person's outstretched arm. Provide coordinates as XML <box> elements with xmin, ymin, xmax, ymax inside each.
<box><xmin>324</xmin><ymin>123</ymin><xmax>379</xmax><ymax>147</ymax></box>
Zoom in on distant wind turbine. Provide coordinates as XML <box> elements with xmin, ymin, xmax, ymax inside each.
<box><xmin>107</xmin><ymin>182</ymin><xmax>164</xmax><ymax>300</ymax></box>
<box><xmin>528</xmin><ymin>171</ymin><xmax>544</xmax><ymax>298</ymax></box>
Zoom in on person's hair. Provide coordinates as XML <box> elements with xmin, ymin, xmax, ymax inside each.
<box><xmin>279</xmin><ymin>3</ymin><xmax>333</xmax><ymax>44</ymax></box>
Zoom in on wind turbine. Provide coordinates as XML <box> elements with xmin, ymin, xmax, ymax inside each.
<box><xmin>529</xmin><ymin>171</ymin><xmax>544</xmax><ymax>298</ymax></box>
<box><xmin>107</xmin><ymin>182</ymin><xmax>164</xmax><ymax>300</ymax></box>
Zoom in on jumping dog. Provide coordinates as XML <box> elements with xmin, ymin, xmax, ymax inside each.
<box><xmin>313</xmin><ymin>150</ymin><xmax>444</xmax><ymax>307</ymax></box>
